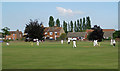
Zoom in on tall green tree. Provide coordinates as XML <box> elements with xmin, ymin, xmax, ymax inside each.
<box><xmin>77</xmin><ymin>19</ymin><xmax>79</xmax><ymax>32</ymax></box>
<box><xmin>82</xmin><ymin>17</ymin><xmax>86</xmax><ymax>31</ymax></box>
<box><xmin>74</xmin><ymin>21</ymin><xmax>77</xmax><ymax>32</ymax></box>
<box><xmin>86</xmin><ymin>16</ymin><xmax>91</xmax><ymax>29</ymax></box>
<box><xmin>63</xmin><ymin>21</ymin><xmax>67</xmax><ymax>33</ymax></box>
<box><xmin>48</xmin><ymin>16</ymin><xmax>55</xmax><ymax>27</ymax></box>
<box><xmin>70</xmin><ymin>21</ymin><xmax>73</xmax><ymax>32</ymax></box>
<box><xmin>1</xmin><ymin>27</ymin><xmax>10</xmax><ymax>38</ymax></box>
<box><xmin>56</xmin><ymin>18</ymin><xmax>60</xmax><ymax>27</ymax></box>
<box><xmin>113</xmin><ymin>30</ymin><xmax>120</xmax><ymax>39</ymax></box>
<box><xmin>80</xmin><ymin>18</ymin><xmax>82</xmax><ymax>32</ymax></box>
<box><xmin>61</xmin><ymin>25</ymin><xmax>62</xmax><ymax>28</ymax></box>
<box><xmin>68</xmin><ymin>22</ymin><xmax>70</xmax><ymax>32</ymax></box>
<box><xmin>24</xmin><ymin>19</ymin><xmax>45</xmax><ymax>41</ymax></box>
<box><xmin>60</xmin><ymin>33</ymin><xmax>67</xmax><ymax>40</ymax></box>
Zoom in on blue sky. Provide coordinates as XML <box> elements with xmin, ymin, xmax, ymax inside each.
<box><xmin>2</xmin><ymin>2</ymin><xmax>118</xmax><ymax>32</ymax></box>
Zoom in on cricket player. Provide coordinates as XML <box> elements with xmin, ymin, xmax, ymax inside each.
<box><xmin>113</xmin><ymin>40</ymin><xmax>116</xmax><ymax>47</ymax></box>
<box><xmin>73</xmin><ymin>38</ymin><xmax>77</xmax><ymax>48</ymax></box>
<box><xmin>37</xmin><ymin>40</ymin><xmax>39</xmax><ymax>46</ymax></box>
<box><xmin>6</xmin><ymin>42</ymin><xmax>9</xmax><ymax>46</ymax></box>
<box><xmin>68</xmin><ymin>39</ymin><xmax>70</xmax><ymax>44</ymax></box>
<box><xmin>30</xmin><ymin>42</ymin><xmax>33</xmax><ymax>46</ymax></box>
<box><xmin>96</xmin><ymin>40</ymin><xmax>98</xmax><ymax>45</ymax></box>
<box><xmin>111</xmin><ymin>39</ymin><xmax>113</xmax><ymax>45</ymax></box>
<box><xmin>93</xmin><ymin>40</ymin><xmax>98</xmax><ymax>46</ymax></box>
<box><xmin>93</xmin><ymin>40</ymin><xmax>96</xmax><ymax>46</ymax></box>
<box><xmin>61</xmin><ymin>40</ymin><xmax>63</xmax><ymax>44</ymax></box>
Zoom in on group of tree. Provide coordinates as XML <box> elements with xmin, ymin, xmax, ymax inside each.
<box><xmin>113</xmin><ymin>30</ymin><xmax>120</xmax><ymax>39</ymax></box>
<box><xmin>1</xmin><ymin>27</ymin><xmax>10</xmax><ymax>38</ymax></box>
<box><xmin>60</xmin><ymin>33</ymin><xmax>67</xmax><ymax>40</ymax></box>
<box><xmin>48</xmin><ymin>16</ymin><xmax>91</xmax><ymax>33</ymax></box>
<box><xmin>24</xmin><ymin>19</ymin><xmax>45</xmax><ymax>41</ymax></box>
<box><xmin>1</xmin><ymin>27</ymin><xmax>10</xmax><ymax>42</ymax></box>
<box><xmin>68</xmin><ymin>16</ymin><xmax>91</xmax><ymax>32</ymax></box>
<box><xmin>87</xmin><ymin>25</ymin><xmax>104</xmax><ymax>42</ymax></box>
<box><xmin>48</xmin><ymin>16</ymin><xmax>60</xmax><ymax>27</ymax></box>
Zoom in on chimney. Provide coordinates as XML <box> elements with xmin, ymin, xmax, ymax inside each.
<box><xmin>17</xmin><ymin>29</ymin><xmax>19</xmax><ymax>32</ymax></box>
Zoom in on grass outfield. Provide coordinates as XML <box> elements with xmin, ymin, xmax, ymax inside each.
<box><xmin>2</xmin><ymin>41</ymin><xmax>118</xmax><ymax>69</ymax></box>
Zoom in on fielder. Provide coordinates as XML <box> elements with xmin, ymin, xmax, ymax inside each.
<box><xmin>61</xmin><ymin>40</ymin><xmax>63</xmax><ymax>44</ymax></box>
<box><xmin>68</xmin><ymin>39</ymin><xmax>70</xmax><ymax>44</ymax></box>
<box><xmin>93</xmin><ymin>40</ymin><xmax>98</xmax><ymax>46</ymax></box>
<box><xmin>73</xmin><ymin>38</ymin><xmax>77</xmax><ymax>48</ymax></box>
<box><xmin>113</xmin><ymin>40</ymin><xmax>116</xmax><ymax>47</ymax></box>
<box><xmin>73</xmin><ymin>40</ymin><xmax>76</xmax><ymax>48</ymax></box>
<box><xmin>30</xmin><ymin>42</ymin><xmax>33</xmax><ymax>46</ymax></box>
<box><xmin>110</xmin><ymin>39</ymin><xmax>113</xmax><ymax>45</ymax></box>
<box><xmin>6</xmin><ymin>42</ymin><xmax>9</xmax><ymax>46</ymax></box>
<box><xmin>37</xmin><ymin>40</ymin><xmax>39</xmax><ymax>46</ymax></box>
<box><xmin>96</xmin><ymin>40</ymin><xmax>98</xmax><ymax>45</ymax></box>
<box><xmin>93</xmin><ymin>40</ymin><xmax>96</xmax><ymax>46</ymax></box>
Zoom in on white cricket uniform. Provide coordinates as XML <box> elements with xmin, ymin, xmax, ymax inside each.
<box><xmin>68</xmin><ymin>40</ymin><xmax>70</xmax><ymax>44</ymax></box>
<box><xmin>61</xmin><ymin>40</ymin><xmax>63</xmax><ymax>44</ymax></box>
<box><xmin>6</xmin><ymin>42</ymin><xmax>9</xmax><ymax>46</ymax></box>
<box><xmin>94</xmin><ymin>40</ymin><xmax>98</xmax><ymax>46</ymax></box>
<box><xmin>93</xmin><ymin>40</ymin><xmax>96</xmax><ymax>46</ymax></box>
<box><xmin>96</xmin><ymin>40</ymin><xmax>98</xmax><ymax>45</ymax></box>
<box><xmin>73</xmin><ymin>40</ymin><xmax>76</xmax><ymax>48</ymax></box>
<box><xmin>37</xmin><ymin>41</ymin><xmax>39</xmax><ymax>46</ymax></box>
<box><xmin>113</xmin><ymin>40</ymin><xmax>116</xmax><ymax>47</ymax></box>
<box><xmin>111</xmin><ymin>39</ymin><xmax>113</xmax><ymax>45</ymax></box>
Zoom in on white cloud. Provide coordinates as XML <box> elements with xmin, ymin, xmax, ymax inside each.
<box><xmin>56</xmin><ymin>7</ymin><xmax>84</xmax><ymax>16</ymax></box>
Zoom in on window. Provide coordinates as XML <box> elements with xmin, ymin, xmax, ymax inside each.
<box><xmin>45</xmin><ymin>32</ymin><xmax>47</xmax><ymax>35</ymax></box>
<box><xmin>9</xmin><ymin>38</ymin><xmax>11</xmax><ymax>40</ymax></box>
<box><xmin>13</xmin><ymin>38</ymin><xmax>15</xmax><ymax>40</ymax></box>
<box><xmin>20</xmin><ymin>34</ymin><xmax>21</xmax><ymax>37</ymax></box>
<box><xmin>50</xmin><ymin>37</ymin><xmax>53</xmax><ymax>39</ymax></box>
<box><xmin>13</xmin><ymin>34</ymin><xmax>15</xmax><ymax>36</ymax></box>
<box><xmin>50</xmin><ymin>32</ymin><xmax>53</xmax><ymax>35</ymax></box>
<box><xmin>44</xmin><ymin>37</ymin><xmax>46</xmax><ymax>39</ymax></box>
<box><xmin>103</xmin><ymin>36</ymin><xmax>105</xmax><ymax>39</ymax></box>
<box><xmin>55</xmin><ymin>32</ymin><xmax>57</xmax><ymax>35</ymax></box>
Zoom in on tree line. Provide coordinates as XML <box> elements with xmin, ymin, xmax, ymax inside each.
<box><xmin>48</xmin><ymin>16</ymin><xmax>91</xmax><ymax>33</ymax></box>
<box><xmin>1</xmin><ymin>18</ymin><xmax>120</xmax><ymax>42</ymax></box>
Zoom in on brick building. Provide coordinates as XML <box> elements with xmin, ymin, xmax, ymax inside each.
<box><xmin>67</xmin><ymin>29</ymin><xmax>115</xmax><ymax>40</ymax></box>
<box><xmin>85</xmin><ymin>29</ymin><xmax>115</xmax><ymax>39</ymax></box>
<box><xmin>6</xmin><ymin>30</ymin><xmax>23</xmax><ymax>40</ymax></box>
<box><xmin>44</xmin><ymin>26</ymin><xmax>65</xmax><ymax>40</ymax></box>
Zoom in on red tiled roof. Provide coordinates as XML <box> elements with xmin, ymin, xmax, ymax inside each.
<box><xmin>44</xmin><ymin>27</ymin><xmax>49</xmax><ymax>32</ymax></box>
<box><xmin>19</xmin><ymin>31</ymin><xmax>22</xmax><ymax>34</ymax></box>
<box><xmin>86</xmin><ymin>29</ymin><xmax>93</xmax><ymax>33</ymax></box>
<box><xmin>44</xmin><ymin>27</ymin><xmax>62</xmax><ymax>32</ymax></box>
<box><xmin>86</xmin><ymin>29</ymin><xmax>115</xmax><ymax>33</ymax></box>
<box><xmin>103</xmin><ymin>29</ymin><xmax>115</xmax><ymax>31</ymax></box>
<box><xmin>9</xmin><ymin>30</ymin><xmax>22</xmax><ymax>34</ymax></box>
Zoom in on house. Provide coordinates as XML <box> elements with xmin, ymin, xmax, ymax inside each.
<box><xmin>103</xmin><ymin>29</ymin><xmax>115</xmax><ymax>39</ymax></box>
<box><xmin>67</xmin><ymin>32</ymin><xmax>86</xmax><ymax>40</ymax></box>
<box><xmin>44</xmin><ymin>26</ymin><xmax>65</xmax><ymax>40</ymax></box>
<box><xmin>85</xmin><ymin>29</ymin><xmax>115</xmax><ymax>39</ymax></box>
<box><xmin>85</xmin><ymin>29</ymin><xmax>94</xmax><ymax>39</ymax></box>
<box><xmin>5</xmin><ymin>29</ymin><xmax>23</xmax><ymax>40</ymax></box>
<box><xmin>67</xmin><ymin>29</ymin><xmax>115</xmax><ymax>40</ymax></box>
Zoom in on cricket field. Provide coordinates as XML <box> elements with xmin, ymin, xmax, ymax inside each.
<box><xmin>2</xmin><ymin>41</ymin><xmax>118</xmax><ymax>69</ymax></box>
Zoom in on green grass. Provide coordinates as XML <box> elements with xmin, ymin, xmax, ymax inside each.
<box><xmin>2</xmin><ymin>41</ymin><xmax>118</xmax><ymax>69</ymax></box>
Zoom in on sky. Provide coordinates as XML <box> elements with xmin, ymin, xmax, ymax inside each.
<box><xmin>2</xmin><ymin>2</ymin><xmax>118</xmax><ymax>32</ymax></box>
